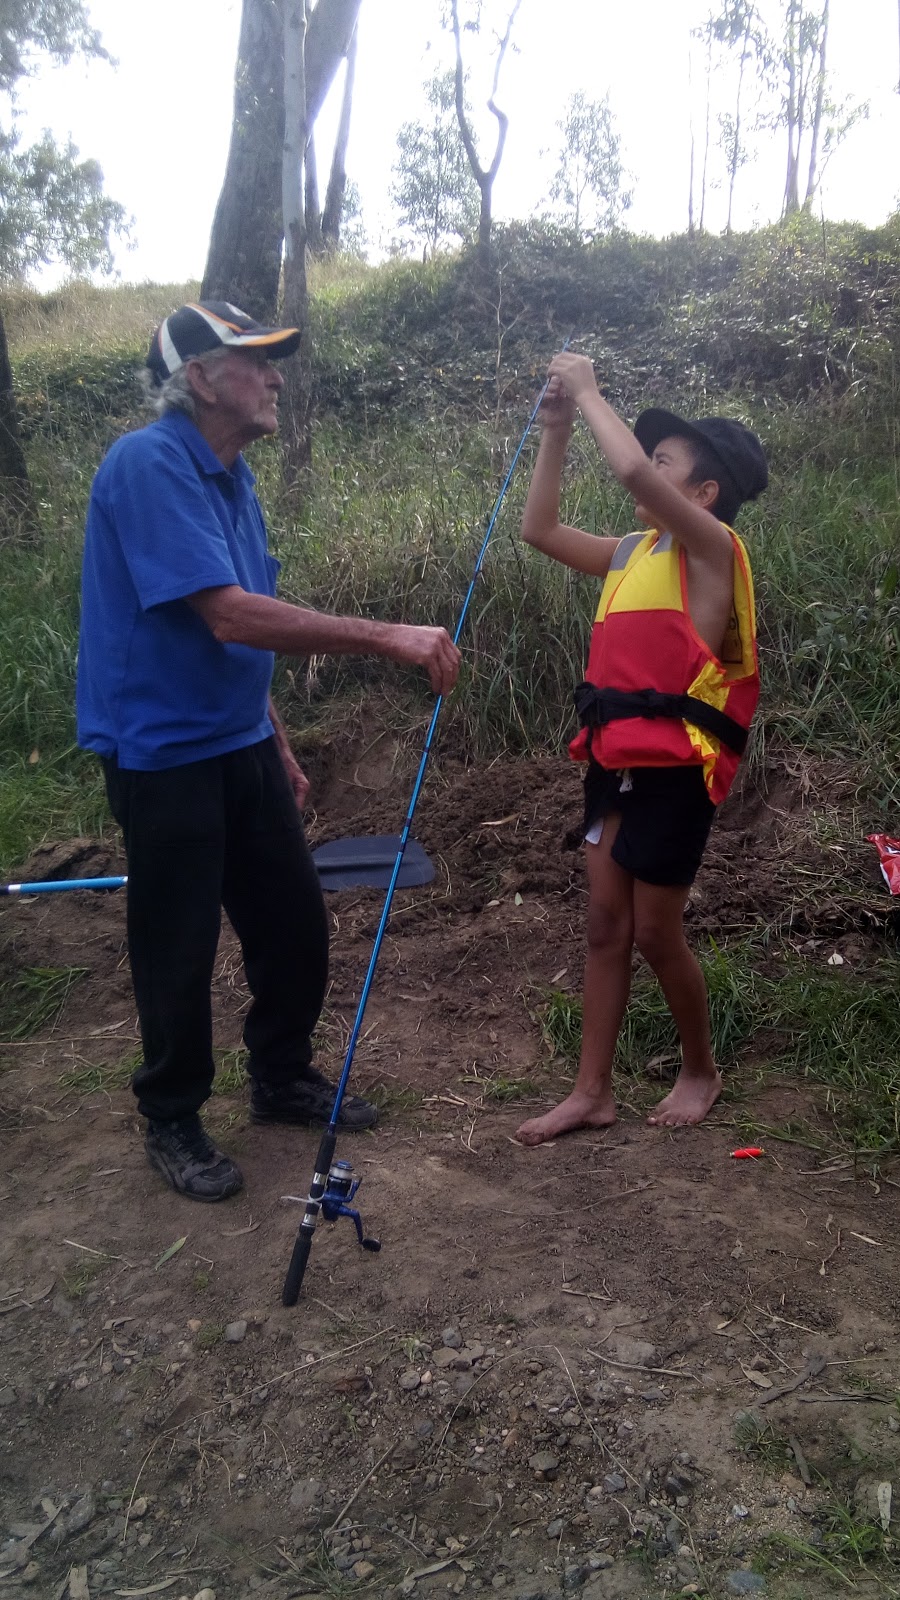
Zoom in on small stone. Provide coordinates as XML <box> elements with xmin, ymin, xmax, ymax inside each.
<box><xmin>725</xmin><ymin>1574</ymin><xmax>766</xmax><ymax>1596</ymax></box>
<box><xmin>415</xmin><ymin>1420</ymin><xmax>434</xmax><ymax>1439</ymax></box>
<box><xmin>602</xmin><ymin>1473</ymin><xmax>626</xmax><ymax>1493</ymax></box>
<box><xmin>289</xmin><ymin>1477</ymin><xmax>322</xmax><ymax>1514</ymax></box>
<box><xmin>442</xmin><ymin>1327</ymin><xmax>463</xmax><ymax>1348</ymax></box>
<box><xmin>224</xmin><ymin>1321</ymin><xmax>247</xmax><ymax>1343</ymax></box>
<box><xmin>588</xmin><ymin>1554</ymin><xmax>613</xmax><ymax>1570</ymax></box>
<box><xmin>353</xmin><ymin>1560</ymin><xmax>375</xmax><ymax>1579</ymax></box>
<box><xmin>731</xmin><ymin>1503</ymin><xmax>750</xmax><ymax>1519</ymax></box>
<box><xmin>193</xmin><ymin>1591</ymin><xmax>217</xmax><ymax>1600</ymax></box>
<box><xmin>63</xmin><ymin>1492</ymin><xmax>96</xmax><ymax>1538</ymax></box>
<box><xmin>130</xmin><ymin>1496</ymin><xmax>148</xmax><ymax>1519</ymax></box>
<box><xmin>528</xmin><ymin>1451</ymin><xmax>560</xmax><ymax>1480</ymax></box>
<box><xmin>546</xmin><ymin>1517</ymin><xmax>564</xmax><ymax>1538</ymax></box>
<box><xmin>563</xmin><ymin>1565</ymin><xmax>589</xmax><ymax>1592</ymax></box>
<box><xmin>398</xmin><ymin>1369</ymin><xmax>421</xmax><ymax>1391</ymax></box>
<box><xmin>434</xmin><ymin>1348</ymin><xmax>458</xmax><ymax>1369</ymax></box>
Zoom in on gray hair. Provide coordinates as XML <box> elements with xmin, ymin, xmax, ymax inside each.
<box><xmin>138</xmin><ymin>346</ymin><xmax>231</xmax><ymax>419</ymax></box>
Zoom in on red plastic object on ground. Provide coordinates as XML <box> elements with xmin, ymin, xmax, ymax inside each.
<box><xmin>866</xmin><ymin>834</ymin><xmax>900</xmax><ymax>895</ymax></box>
<box><xmin>731</xmin><ymin>1147</ymin><xmax>765</xmax><ymax>1159</ymax></box>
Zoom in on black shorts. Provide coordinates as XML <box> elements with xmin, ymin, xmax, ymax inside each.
<box><xmin>582</xmin><ymin>761</ymin><xmax>716</xmax><ymax>887</ymax></box>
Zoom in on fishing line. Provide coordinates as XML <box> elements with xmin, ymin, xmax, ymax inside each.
<box><xmin>282</xmin><ymin>344</ymin><xmax>570</xmax><ymax>1306</ymax></box>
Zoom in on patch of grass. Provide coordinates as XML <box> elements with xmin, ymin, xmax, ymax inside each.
<box><xmin>62</xmin><ymin>1255</ymin><xmax>106</xmax><ymax>1299</ymax></box>
<box><xmin>213</xmin><ymin>1048</ymin><xmax>249</xmax><ymax>1096</ymax></box>
<box><xmin>370</xmin><ymin>1083</ymin><xmax>423</xmax><ymax>1115</ymax></box>
<box><xmin>192</xmin><ymin>1271</ymin><xmax>210</xmax><ymax>1292</ymax></box>
<box><xmin>460</xmin><ymin>1070</ymin><xmax>536</xmax><ymax>1102</ymax></box>
<box><xmin>194</xmin><ymin>1322</ymin><xmax>224</xmax><ymax>1350</ymax></box>
<box><xmin>734</xmin><ymin>1410</ymin><xmax>791</xmax><ymax>1470</ymax></box>
<box><xmin>538</xmin><ymin>938</ymin><xmax>900</xmax><ymax>1152</ymax></box>
<box><xmin>59</xmin><ymin>1048</ymin><xmax>139</xmax><ymax>1096</ymax></box>
<box><xmin>0</xmin><ymin>964</ymin><xmax>88</xmax><ymax>1042</ymax></box>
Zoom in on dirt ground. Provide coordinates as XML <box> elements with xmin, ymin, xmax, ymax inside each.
<box><xmin>2</xmin><ymin>742</ymin><xmax>900</xmax><ymax>1600</ymax></box>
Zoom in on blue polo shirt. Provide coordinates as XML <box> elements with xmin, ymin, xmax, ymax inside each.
<box><xmin>77</xmin><ymin>411</ymin><xmax>279</xmax><ymax>770</ymax></box>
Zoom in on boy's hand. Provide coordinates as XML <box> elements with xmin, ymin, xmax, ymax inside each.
<box><xmin>548</xmin><ymin>352</ymin><xmax>600</xmax><ymax>408</ymax></box>
<box><xmin>538</xmin><ymin>374</ymin><xmax>576</xmax><ymax>431</ymax></box>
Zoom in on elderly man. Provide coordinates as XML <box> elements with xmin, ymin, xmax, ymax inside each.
<box><xmin>77</xmin><ymin>301</ymin><xmax>460</xmax><ymax>1202</ymax></box>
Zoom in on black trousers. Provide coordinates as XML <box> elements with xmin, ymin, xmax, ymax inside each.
<box><xmin>102</xmin><ymin>737</ymin><xmax>329</xmax><ymax>1122</ymax></box>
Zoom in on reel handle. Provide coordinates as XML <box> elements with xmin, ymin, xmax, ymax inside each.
<box><xmin>281</xmin><ymin>1230</ymin><xmax>312</xmax><ymax>1306</ymax></box>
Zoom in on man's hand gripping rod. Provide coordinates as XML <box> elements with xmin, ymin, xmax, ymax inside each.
<box><xmin>281</xmin><ymin>353</ymin><xmax>567</xmax><ymax>1307</ymax></box>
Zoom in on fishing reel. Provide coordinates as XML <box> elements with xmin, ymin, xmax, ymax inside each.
<box><xmin>319</xmin><ymin>1159</ymin><xmax>381</xmax><ymax>1252</ymax></box>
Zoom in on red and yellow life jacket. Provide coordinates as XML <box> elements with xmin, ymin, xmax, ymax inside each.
<box><xmin>569</xmin><ymin>527</ymin><xmax>759</xmax><ymax>805</ymax></box>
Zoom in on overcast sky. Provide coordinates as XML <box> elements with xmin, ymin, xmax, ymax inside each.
<box><xmin>13</xmin><ymin>0</ymin><xmax>900</xmax><ymax>287</ymax></box>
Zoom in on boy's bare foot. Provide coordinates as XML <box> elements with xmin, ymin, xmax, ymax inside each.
<box><xmin>515</xmin><ymin>1089</ymin><xmax>616</xmax><ymax>1147</ymax></box>
<box><xmin>647</xmin><ymin>1068</ymin><xmax>722</xmax><ymax>1127</ymax></box>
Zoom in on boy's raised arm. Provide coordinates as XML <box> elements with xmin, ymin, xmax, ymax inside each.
<box><xmin>521</xmin><ymin>377</ymin><xmax>620</xmax><ymax>578</ymax></box>
<box><xmin>548</xmin><ymin>353</ymin><xmax>733</xmax><ymax>569</ymax></box>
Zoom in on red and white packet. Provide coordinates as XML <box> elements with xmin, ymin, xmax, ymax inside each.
<box><xmin>866</xmin><ymin>834</ymin><xmax>900</xmax><ymax>895</ymax></box>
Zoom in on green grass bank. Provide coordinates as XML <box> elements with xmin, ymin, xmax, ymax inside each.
<box><xmin>1</xmin><ymin>219</ymin><xmax>899</xmax><ymax>874</ymax></box>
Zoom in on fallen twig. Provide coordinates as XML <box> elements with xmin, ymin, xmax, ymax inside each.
<box><xmin>327</xmin><ymin>1439</ymin><xmax>396</xmax><ymax>1535</ymax></box>
<box><xmin>588</xmin><ymin>1351</ymin><xmax>696</xmax><ymax>1379</ymax></box>
<box><xmin>756</xmin><ymin>1353</ymin><xmax>827</xmax><ymax>1407</ymax></box>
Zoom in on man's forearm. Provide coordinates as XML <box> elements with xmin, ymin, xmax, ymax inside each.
<box><xmin>197</xmin><ymin>588</ymin><xmax>401</xmax><ymax>657</ymax></box>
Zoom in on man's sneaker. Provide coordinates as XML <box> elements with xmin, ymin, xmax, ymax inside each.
<box><xmin>250</xmin><ymin>1067</ymin><xmax>378</xmax><ymax>1131</ymax></box>
<box><xmin>145</xmin><ymin>1114</ymin><xmax>244</xmax><ymax>1202</ymax></box>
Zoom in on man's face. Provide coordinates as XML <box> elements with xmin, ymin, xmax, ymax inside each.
<box><xmin>201</xmin><ymin>347</ymin><xmax>285</xmax><ymax>443</ymax></box>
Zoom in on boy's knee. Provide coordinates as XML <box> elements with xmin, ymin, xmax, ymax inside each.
<box><xmin>586</xmin><ymin>904</ymin><xmax>632</xmax><ymax>953</ymax></box>
<box><xmin>634</xmin><ymin>916</ymin><xmax>682</xmax><ymax>969</ymax></box>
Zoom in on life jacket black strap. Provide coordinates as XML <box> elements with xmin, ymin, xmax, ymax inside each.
<box><xmin>574</xmin><ymin>683</ymin><xmax>749</xmax><ymax>756</ymax></box>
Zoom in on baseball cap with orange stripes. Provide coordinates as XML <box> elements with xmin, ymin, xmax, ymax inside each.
<box><xmin>146</xmin><ymin>301</ymin><xmax>301</xmax><ymax>386</ymax></box>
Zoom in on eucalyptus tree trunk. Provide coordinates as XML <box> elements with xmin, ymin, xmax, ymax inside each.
<box><xmin>321</xmin><ymin>22</ymin><xmax>357</xmax><ymax>249</ymax></box>
<box><xmin>782</xmin><ymin>0</ymin><xmax>802</xmax><ymax>216</ymax></box>
<box><xmin>0</xmin><ymin>307</ymin><xmax>35</xmax><ymax>538</ymax></box>
<box><xmin>803</xmin><ymin>0</ymin><xmax>829</xmax><ymax>208</ymax></box>
<box><xmin>201</xmin><ymin>0</ymin><xmax>285</xmax><ymax>320</ymax></box>
<box><xmin>449</xmin><ymin>0</ymin><xmax>521</xmax><ymax>260</ymax></box>
<box><xmin>304</xmin><ymin>130</ymin><xmax>323</xmax><ymax>253</ymax></box>
<box><xmin>726</xmin><ymin>7</ymin><xmax>753</xmax><ymax>234</ymax></box>
<box><xmin>202</xmin><ymin>0</ymin><xmax>363</xmax><ymax>317</ymax></box>
<box><xmin>281</xmin><ymin>0</ymin><xmax>313</xmax><ymax>482</ymax></box>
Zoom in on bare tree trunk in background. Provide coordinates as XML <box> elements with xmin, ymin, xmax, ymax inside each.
<box><xmin>321</xmin><ymin>21</ymin><xmax>357</xmax><ymax>249</ymax></box>
<box><xmin>0</xmin><ymin>306</ymin><xmax>35</xmax><ymax>539</ymax></box>
<box><xmin>305</xmin><ymin>130</ymin><xmax>323</xmax><ymax>252</ymax></box>
<box><xmin>782</xmin><ymin>0</ymin><xmax>802</xmax><ymax>216</ymax></box>
<box><xmin>803</xmin><ymin>0</ymin><xmax>829</xmax><ymax>207</ymax></box>
<box><xmin>201</xmin><ymin>0</ymin><xmax>285</xmax><ymax>320</ymax></box>
<box><xmin>450</xmin><ymin>0</ymin><xmax>521</xmax><ymax>260</ymax></box>
<box><xmin>726</xmin><ymin>7</ymin><xmax>753</xmax><ymax>234</ymax></box>
<box><xmin>699</xmin><ymin>23</ymin><xmax>712</xmax><ymax>232</ymax></box>
<box><xmin>202</xmin><ymin>0</ymin><xmax>363</xmax><ymax>317</ymax></box>
<box><xmin>281</xmin><ymin>0</ymin><xmax>313</xmax><ymax>484</ymax></box>
<box><xmin>687</xmin><ymin>41</ymin><xmax>696</xmax><ymax>234</ymax></box>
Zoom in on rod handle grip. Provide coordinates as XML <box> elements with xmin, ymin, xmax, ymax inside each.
<box><xmin>282</xmin><ymin>1229</ymin><xmax>313</xmax><ymax>1306</ymax></box>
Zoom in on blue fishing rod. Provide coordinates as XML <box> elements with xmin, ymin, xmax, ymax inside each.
<box><xmin>282</xmin><ymin>357</ymin><xmax>565</xmax><ymax>1306</ymax></box>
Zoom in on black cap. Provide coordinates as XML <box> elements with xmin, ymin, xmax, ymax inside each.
<box><xmin>146</xmin><ymin>301</ymin><xmax>301</xmax><ymax>387</ymax></box>
<box><xmin>634</xmin><ymin>408</ymin><xmax>768</xmax><ymax>504</ymax></box>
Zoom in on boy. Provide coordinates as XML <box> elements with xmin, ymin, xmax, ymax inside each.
<box><xmin>515</xmin><ymin>352</ymin><xmax>767</xmax><ymax>1146</ymax></box>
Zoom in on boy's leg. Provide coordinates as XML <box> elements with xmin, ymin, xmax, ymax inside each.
<box><xmin>632</xmin><ymin>880</ymin><xmax>721</xmax><ymax>1126</ymax></box>
<box><xmin>515</xmin><ymin>817</ymin><xmax>633</xmax><ymax>1146</ymax></box>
